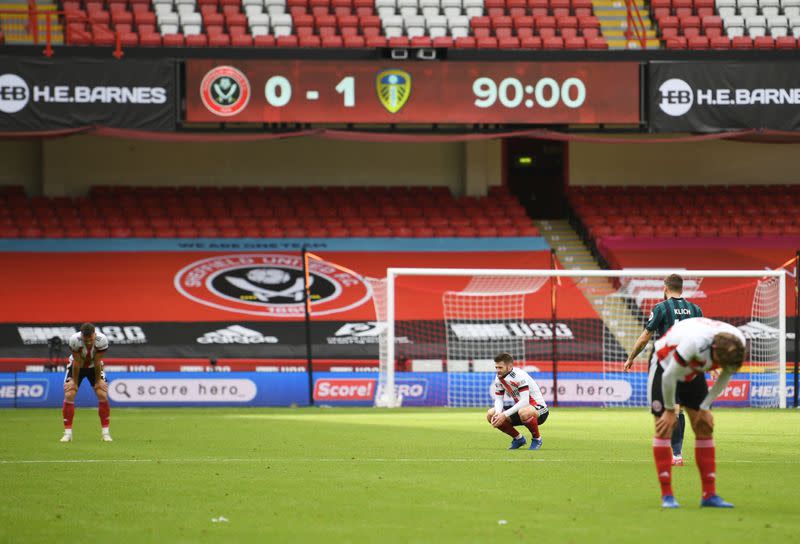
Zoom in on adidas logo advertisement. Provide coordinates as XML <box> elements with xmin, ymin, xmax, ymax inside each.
<box><xmin>196</xmin><ymin>325</ymin><xmax>278</xmax><ymax>344</ymax></box>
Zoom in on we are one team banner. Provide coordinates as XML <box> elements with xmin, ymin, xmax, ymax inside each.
<box><xmin>0</xmin><ymin>371</ymin><xmax>782</xmax><ymax>408</ymax></box>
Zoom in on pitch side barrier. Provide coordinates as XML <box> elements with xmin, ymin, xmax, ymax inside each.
<box><xmin>1</xmin><ymin>370</ymin><xmax>792</xmax><ymax>408</ymax></box>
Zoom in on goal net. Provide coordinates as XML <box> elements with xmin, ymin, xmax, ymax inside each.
<box><xmin>375</xmin><ymin>269</ymin><xmax>786</xmax><ymax>409</ymax></box>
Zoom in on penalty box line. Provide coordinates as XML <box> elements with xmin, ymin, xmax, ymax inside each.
<box><xmin>0</xmin><ymin>458</ymin><xmax>794</xmax><ymax>465</ymax></box>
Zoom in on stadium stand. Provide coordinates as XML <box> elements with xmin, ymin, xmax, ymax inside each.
<box><xmin>569</xmin><ymin>185</ymin><xmax>800</xmax><ymax>240</ymax></box>
<box><xmin>54</xmin><ymin>0</ymin><xmax>607</xmax><ymax>49</ymax></box>
<box><xmin>0</xmin><ymin>185</ymin><xmax>540</xmax><ymax>238</ymax></box>
<box><xmin>652</xmin><ymin>0</ymin><xmax>800</xmax><ymax>49</ymax></box>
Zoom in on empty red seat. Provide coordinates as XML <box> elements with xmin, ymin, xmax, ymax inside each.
<box><xmin>732</xmin><ymin>36</ymin><xmax>753</xmax><ymax>49</ymax></box>
<box><xmin>277</xmin><ymin>35</ymin><xmax>300</xmax><ymax>46</ymax></box>
<box><xmin>185</xmin><ymin>34</ymin><xmax>207</xmax><ymax>46</ymax></box>
<box><xmin>754</xmin><ymin>36</ymin><xmax>774</xmax><ymax>49</ymax></box>
<box><xmin>543</xmin><ymin>36</ymin><xmax>564</xmax><ymax>49</ymax></box>
<box><xmin>254</xmin><ymin>35</ymin><xmax>276</xmax><ymax>47</ymax></box>
<box><xmin>564</xmin><ymin>36</ymin><xmax>585</xmax><ymax>48</ymax></box>
<box><xmin>688</xmin><ymin>36</ymin><xmax>709</xmax><ymax>49</ymax></box>
<box><xmin>454</xmin><ymin>37</ymin><xmax>477</xmax><ymax>47</ymax></box>
<box><xmin>776</xmin><ymin>36</ymin><xmax>797</xmax><ymax>49</ymax></box>
<box><xmin>498</xmin><ymin>37</ymin><xmax>520</xmax><ymax>48</ymax></box>
<box><xmin>520</xmin><ymin>36</ymin><xmax>543</xmax><ymax>48</ymax></box>
<box><xmin>709</xmin><ymin>36</ymin><xmax>730</xmax><ymax>49</ymax></box>
<box><xmin>231</xmin><ymin>34</ymin><xmax>253</xmax><ymax>46</ymax></box>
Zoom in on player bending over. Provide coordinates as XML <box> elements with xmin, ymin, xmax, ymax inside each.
<box><xmin>649</xmin><ymin>317</ymin><xmax>745</xmax><ymax>509</ymax></box>
<box><xmin>625</xmin><ymin>273</ymin><xmax>704</xmax><ymax>467</ymax></box>
<box><xmin>61</xmin><ymin>323</ymin><xmax>112</xmax><ymax>442</ymax></box>
<box><xmin>486</xmin><ymin>353</ymin><xmax>549</xmax><ymax>450</ymax></box>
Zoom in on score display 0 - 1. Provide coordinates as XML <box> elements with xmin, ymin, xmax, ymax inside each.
<box><xmin>186</xmin><ymin>60</ymin><xmax>640</xmax><ymax>125</ymax></box>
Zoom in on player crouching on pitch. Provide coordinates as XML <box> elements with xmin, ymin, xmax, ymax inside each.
<box><xmin>61</xmin><ymin>323</ymin><xmax>112</xmax><ymax>442</ymax></box>
<box><xmin>486</xmin><ymin>353</ymin><xmax>549</xmax><ymax>450</ymax></box>
<box><xmin>649</xmin><ymin>317</ymin><xmax>746</xmax><ymax>509</ymax></box>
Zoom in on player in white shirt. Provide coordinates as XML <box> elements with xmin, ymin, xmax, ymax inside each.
<box><xmin>61</xmin><ymin>323</ymin><xmax>113</xmax><ymax>442</ymax></box>
<box><xmin>486</xmin><ymin>352</ymin><xmax>549</xmax><ymax>450</ymax></box>
<box><xmin>647</xmin><ymin>317</ymin><xmax>746</xmax><ymax>509</ymax></box>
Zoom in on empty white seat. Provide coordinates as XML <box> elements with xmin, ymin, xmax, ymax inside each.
<box><xmin>177</xmin><ymin>4</ymin><xmax>196</xmax><ymax>14</ymax></box>
<box><xmin>760</xmin><ymin>0</ymin><xmax>780</xmax><ymax>16</ymax></box>
<box><xmin>158</xmin><ymin>12</ymin><xmax>179</xmax><ymax>25</ymax></box>
<box><xmin>376</xmin><ymin>0</ymin><xmax>396</xmax><ymax>16</ymax></box>
<box><xmin>724</xmin><ymin>14</ymin><xmax>745</xmax><ymax>35</ymax></box>
<box><xmin>179</xmin><ymin>12</ymin><xmax>201</xmax><ymax>26</ymax></box>
<box><xmin>152</xmin><ymin>0</ymin><xmax>173</xmax><ymax>6</ymax></box>
<box><xmin>251</xmin><ymin>25</ymin><xmax>270</xmax><ymax>36</ymax></box>
<box><xmin>249</xmin><ymin>13</ymin><xmax>270</xmax><ymax>27</ymax></box>
<box><xmin>265</xmin><ymin>0</ymin><xmax>286</xmax><ymax>14</ymax></box>
<box><xmin>427</xmin><ymin>14</ymin><xmax>447</xmax><ymax>37</ymax></box>
<box><xmin>245</xmin><ymin>5</ymin><xmax>263</xmax><ymax>16</ymax></box>
<box><xmin>183</xmin><ymin>24</ymin><xmax>201</xmax><ymax>35</ymax></box>
<box><xmin>442</xmin><ymin>0</ymin><xmax>462</xmax><ymax>17</ymax></box>
<box><xmin>716</xmin><ymin>0</ymin><xmax>735</xmax><ymax>7</ymax></box>
<box><xmin>463</xmin><ymin>0</ymin><xmax>483</xmax><ymax>17</ymax></box>
<box><xmin>175</xmin><ymin>0</ymin><xmax>195</xmax><ymax>6</ymax></box>
<box><xmin>786</xmin><ymin>6</ymin><xmax>800</xmax><ymax>17</ymax></box>
<box><xmin>160</xmin><ymin>23</ymin><xmax>179</xmax><ymax>34</ymax></box>
<box><xmin>398</xmin><ymin>0</ymin><xmax>418</xmax><ymax>16</ymax></box>
<box><xmin>746</xmin><ymin>14</ymin><xmax>767</xmax><ymax>36</ymax></box>
<box><xmin>421</xmin><ymin>0</ymin><xmax>440</xmax><ymax>16</ymax></box>
<box><xmin>405</xmin><ymin>14</ymin><xmax>426</xmax><ymax>36</ymax></box>
<box><xmin>383</xmin><ymin>14</ymin><xmax>404</xmax><ymax>36</ymax></box>
<box><xmin>768</xmin><ymin>14</ymin><xmax>788</xmax><ymax>26</ymax></box>
<box><xmin>383</xmin><ymin>14</ymin><xmax>404</xmax><ymax>26</ymax></box>
<box><xmin>781</xmin><ymin>0</ymin><xmax>800</xmax><ymax>7</ymax></box>
<box><xmin>448</xmin><ymin>14</ymin><xmax>469</xmax><ymax>37</ymax></box>
<box><xmin>790</xmin><ymin>15</ymin><xmax>800</xmax><ymax>36</ymax></box>
<box><xmin>272</xmin><ymin>12</ymin><xmax>292</xmax><ymax>34</ymax></box>
<box><xmin>242</xmin><ymin>0</ymin><xmax>262</xmax><ymax>5</ymax></box>
<box><xmin>272</xmin><ymin>13</ymin><xmax>291</xmax><ymax>25</ymax></box>
<box><xmin>724</xmin><ymin>14</ymin><xmax>745</xmax><ymax>27</ymax></box>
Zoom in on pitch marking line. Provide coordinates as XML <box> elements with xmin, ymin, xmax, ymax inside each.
<box><xmin>0</xmin><ymin>458</ymin><xmax>795</xmax><ymax>465</ymax></box>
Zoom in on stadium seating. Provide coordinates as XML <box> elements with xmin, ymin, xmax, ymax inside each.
<box><xmin>55</xmin><ymin>0</ymin><xmax>607</xmax><ymax>49</ymax></box>
<box><xmin>0</xmin><ymin>185</ymin><xmax>540</xmax><ymax>238</ymax></box>
<box><xmin>652</xmin><ymin>0</ymin><xmax>800</xmax><ymax>48</ymax></box>
<box><xmin>568</xmin><ymin>185</ymin><xmax>800</xmax><ymax>240</ymax></box>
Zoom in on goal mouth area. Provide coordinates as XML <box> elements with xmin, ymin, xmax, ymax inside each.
<box><xmin>374</xmin><ymin>268</ymin><xmax>786</xmax><ymax>409</ymax></box>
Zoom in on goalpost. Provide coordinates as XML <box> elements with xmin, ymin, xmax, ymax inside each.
<box><xmin>375</xmin><ymin>268</ymin><xmax>787</xmax><ymax>409</ymax></box>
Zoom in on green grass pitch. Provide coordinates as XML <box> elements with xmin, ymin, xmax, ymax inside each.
<box><xmin>1</xmin><ymin>408</ymin><xmax>798</xmax><ymax>543</ymax></box>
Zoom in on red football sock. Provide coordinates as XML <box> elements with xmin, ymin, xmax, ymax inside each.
<box><xmin>62</xmin><ymin>401</ymin><xmax>75</xmax><ymax>430</ymax></box>
<box><xmin>497</xmin><ymin>420</ymin><xmax>521</xmax><ymax>439</ymax></box>
<box><xmin>653</xmin><ymin>437</ymin><xmax>674</xmax><ymax>497</ymax></box>
<box><xmin>524</xmin><ymin>415</ymin><xmax>540</xmax><ymax>439</ymax></box>
<box><xmin>695</xmin><ymin>439</ymin><xmax>716</xmax><ymax>500</ymax></box>
<box><xmin>98</xmin><ymin>401</ymin><xmax>110</xmax><ymax>429</ymax></box>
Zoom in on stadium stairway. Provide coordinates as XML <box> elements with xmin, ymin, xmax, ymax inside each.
<box><xmin>591</xmin><ymin>0</ymin><xmax>659</xmax><ymax>48</ymax></box>
<box><xmin>537</xmin><ymin>218</ymin><xmax>644</xmax><ymax>357</ymax></box>
<box><xmin>0</xmin><ymin>0</ymin><xmax>63</xmax><ymax>44</ymax></box>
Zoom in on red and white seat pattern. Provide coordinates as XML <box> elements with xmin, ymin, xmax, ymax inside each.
<box><xmin>653</xmin><ymin>0</ymin><xmax>800</xmax><ymax>48</ymax></box>
<box><xmin>58</xmin><ymin>0</ymin><xmax>605</xmax><ymax>47</ymax></box>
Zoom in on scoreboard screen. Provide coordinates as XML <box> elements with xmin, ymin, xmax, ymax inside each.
<box><xmin>185</xmin><ymin>60</ymin><xmax>640</xmax><ymax>125</ymax></box>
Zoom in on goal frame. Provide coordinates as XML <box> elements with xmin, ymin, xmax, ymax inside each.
<box><xmin>382</xmin><ymin>268</ymin><xmax>787</xmax><ymax>408</ymax></box>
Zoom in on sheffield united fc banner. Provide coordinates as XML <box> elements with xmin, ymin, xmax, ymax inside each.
<box><xmin>184</xmin><ymin>60</ymin><xmax>640</xmax><ymax>124</ymax></box>
<box><xmin>0</xmin><ymin>58</ymin><xmax>177</xmax><ymax>131</ymax></box>
<box><xmin>649</xmin><ymin>62</ymin><xmax>800</xmax><ymax>132</ymax></box>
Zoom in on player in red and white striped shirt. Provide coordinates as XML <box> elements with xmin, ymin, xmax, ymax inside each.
<box><xmin>486</xmin><ymin>353</ymin><xmax>549</xmax><ymax>450</ymax></box>
<box><xmin>648</xmin><ymin>317</ymin><xmax>745</xmax><ymax>508</ymax></box>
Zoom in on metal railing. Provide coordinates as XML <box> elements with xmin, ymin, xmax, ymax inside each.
<box><xmin>624</xmin><ymin>0</ymin><xmax>650</xmax><ymax>48</ymax></box>
<box><xmin>0</xmin><ymin>7</ymin><xmax>125</xmax><ymax>58</ymax></box>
